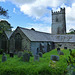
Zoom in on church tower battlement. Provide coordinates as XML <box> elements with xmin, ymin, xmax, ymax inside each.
<box><xmin>51</xmin><ymin>8</ymin><xmax>66</xmax><ymax>34</ymax></box>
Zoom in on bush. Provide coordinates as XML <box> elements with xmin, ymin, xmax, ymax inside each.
<box><xmin>24</xmin><ymin>50</ymin><xmax>33</xmax><ymax>57</ymax></box>
<box><xmin>0</xmin><ymin>49</ymin><xmax>3</xmax><ymax>54</ymax></box>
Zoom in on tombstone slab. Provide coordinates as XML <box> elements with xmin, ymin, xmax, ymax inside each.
<box><xmin>51</xmin><ymin>55</ymin><xmax>59</xmax><ymax>61</ymax></box>
<box><xmin>34</xmin><ymin>55</ymin><xmax>39</xmax><ymax>61</ymax></box>
<box><xmin>2</xmin><ymin>53</ymin><xmax>7</xmax><ymax>62</ymax></box>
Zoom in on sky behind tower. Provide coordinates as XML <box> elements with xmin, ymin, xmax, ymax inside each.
<box><xmin>0</xmin><ymin>0</ymin><xmax>75</xmax><ymax>33</ymax></box>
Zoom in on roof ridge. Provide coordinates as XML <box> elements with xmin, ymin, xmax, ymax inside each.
<box><xmin>19</xmin><ymin>26</ymin><xmax>51</xmax><ymax>35</ymax></box>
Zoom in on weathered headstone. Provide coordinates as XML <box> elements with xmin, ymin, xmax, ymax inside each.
<box><xmin>22</xmin><ymin>52</ymin><xmax>30</xmax><ymax>62</ymax></box>
<box><xmin>34</xmin><ymin>55</ymin><xmax>39</xmax><ymax>61</ymax></box>
<box><xmin>10</xmin><ymin>52</ymin><xmax>14</xmax><ymax>57</ymax></box>
<box><xmin>2</xmin><ymin>53</ymin><xmax>7</xmax><ymax>62</ymax></box>
<box><xmin>18</xmin><ymin>51</ymin><xmax>23</xmax><ymax>58</ymax></box>
<box><xmin>51</xmin><ymin>55</ymin><xmax>59</xmax><ymax>61</ymax></box>
<box><xmin>59</xmin><ymin>51</ymin><xmax>64</xmax><ymax>55</ymax></box>
<box><xmin>39</xmin><ymin>52</ymin><xmax>42</xmax><ymax>57</ymax></box>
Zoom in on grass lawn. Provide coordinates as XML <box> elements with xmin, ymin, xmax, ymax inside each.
<box><xmin>0</xmin><ymin>49</ymin><xmax>75</xmax><ymax>75</ymax></box>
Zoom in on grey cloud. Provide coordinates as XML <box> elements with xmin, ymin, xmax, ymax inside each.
<box><xmin>8</xmin><ymin>0</ymin><xmax>36</xmax><ymax>5</ymax></box>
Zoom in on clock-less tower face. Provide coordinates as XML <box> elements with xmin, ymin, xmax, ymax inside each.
<box><xmin>51</xmin><ymin>8</ymin><xmax>66</xmax><ymax>34</ymax></box>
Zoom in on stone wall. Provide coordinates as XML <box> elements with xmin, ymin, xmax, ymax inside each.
<box><xmin>55</xmin><ymin>42</ymin><xmax>75</xmax><ymax>49</ymax></box>
<box><xmin>30</xmin><ymin>41</ymin><xmax>52</xmax><ymax>55</ymax></box>
<box><xmin>9</xmin><ymin>27</ymin><xmax>30</xmax><ymax>53</ymax></box>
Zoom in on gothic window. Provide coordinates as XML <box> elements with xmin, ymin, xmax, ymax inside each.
<box><xmin>15</xmin><ymin>33</ymin><xmax>22</xmax><ymax>50</ymax></box>
<box><xmin>1</xmin><ymin>35</ymin><xmax>7</xmax><ymax>52</ymax></box>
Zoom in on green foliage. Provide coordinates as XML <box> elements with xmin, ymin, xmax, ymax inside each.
<box><xmin>0</xmin><ymin>20</ymin><xmax>13</xmax><ymax>34</ymax></box>
<box><xmin>0</xmin><ymin>6</ymin><xmax>9</xmax><ymax>18</ymax></box>
<box><xmin>67</xmin><ymin>28</ymin><xmax>75</xmax><ymax>34</ymax></box>
<box><xmin>24</xmin><ymin>50</ymin><xmax>33</xmax><ymax>57</ymax></box>
<box><xmin>0</xmin><ymin>49</ymin><xmax>3</xmax><ymax>54</ymax></box>
<box><xmin>0</xmin><ymin>49</ymin><xmax>72</xmax><ymax>75</ymax></box>
<box><xmin>66</xmin><ymin>49</ymin><xmax>75</xmax><ymax>75</ymax></box>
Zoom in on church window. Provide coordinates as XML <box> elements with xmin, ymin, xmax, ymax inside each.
<box><xmin>1</xmin><ymin>35</ymin><xmax>7</xmax><ymax>52</ymax></box>
<box><xmin>15</xmin><ymin>33</ymin><xmax>22</xmax><ymax>50</ymax></box>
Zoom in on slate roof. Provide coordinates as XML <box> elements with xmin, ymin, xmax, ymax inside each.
<box><xmin>50</xmin><ymin>34</ymin><xmax>75</xmax><ymax>42</ymax></box>
<box><xmin>19</xmin><ymin>27</ymin><xmax>52</xmax><ymax>41</ymax></box>
<box><xmin>18</xmin><ymin>27</ymin><xmax>75</xmax><ymax>42</ymax></box>
<box><xmin>5</xmin><ymin>31</ymin><xmax>13</xmax><ymax>39</ymax></box>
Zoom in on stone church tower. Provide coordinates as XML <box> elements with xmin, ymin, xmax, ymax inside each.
<box><xmin>51</xmin><ymin>8</ymin><xmax>66</xmax><ymax>34</ymax></box>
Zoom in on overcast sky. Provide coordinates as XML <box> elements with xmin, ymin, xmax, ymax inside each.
<box><xmin>0</xmin><ymin>0</ymin><xmax>75</xmax><ymax>33</ymax></box>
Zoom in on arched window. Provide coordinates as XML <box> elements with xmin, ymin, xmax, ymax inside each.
<box><xmin>15</xmin><ymin>33</ymin><xmax>22</xmax><ymax>51</ymax></box>
<box><xmin>1</xmin><ymin>35</ymin><xmax>7</xmax><ymax>52</ymax></box>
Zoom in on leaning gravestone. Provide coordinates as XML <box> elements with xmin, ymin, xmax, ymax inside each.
<box><xmin>58</xmin><ymin>51</ymin><xmax>64</xmax><ymax>55</ymax></box>
<box><xmin>2</xmin><ymin>53</ymin><xmax>7</xmax><ymax>62</ymax></box>
<box><xmin>34</xmin><ymin>54</ymin><xmax>39</xmax><ymax>61</ymax></box>
<box><xmin>18</xmin><ymin>51</ymin><xmax>23</xmax><ymax>58</ymax></box>
<box><xmin>22</xmin><ymin>52</ymin><xmax>30</xmax><ymax>62</ymax></box>
<box><xmin>51</xmin><ymin>55</ymin><xmax>59</xmax><ymax>61</ymax></box>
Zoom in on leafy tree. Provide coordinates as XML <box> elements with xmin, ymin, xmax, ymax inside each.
<box><xmin>0</xmin><ymin>6</ymin><xmax>12</xmax><ymax>34</ymax></box>
<box><xmin>0</xmin><ymin>6</ymin><xmax>9</xmax><ymax>18</ymax></box>
<box><xmin>0</xmin><ymin>20</ymin><xmax>13</xmax><ymax>34</ymax></box>
<box><xmin>67</xmin><ymin>28</ymin><xmax>75</xmax><ymax>34</ymax></box>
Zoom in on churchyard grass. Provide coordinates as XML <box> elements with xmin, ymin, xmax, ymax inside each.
<box><xmin>0</xmin><ymin>49</ymin><xmax>75</xmax><ymax>75</ymax></box>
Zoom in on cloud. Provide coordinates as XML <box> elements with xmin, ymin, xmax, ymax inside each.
<box><xmin>25</xmin><ymin>23</ymin><xmax>51</xmax><ymax>33</ymax></box>
<box><xmin>8</xmin><ymin>0</ymin><xmax>36</xmax><ymax>5</ymax></box>
<box><xmin>19</xmin><ymin>0</ymin><xmax>67</xmax><ymax>19</ymax></box>
<box><xmin>20</xmin><ymin>4</ymin><xmax>50</xmax><ymax>19</ymax></box>
<box><xmin>4</xmin><ymin>0</ymin><xmax>67</xmax><ymax>19</ymax></box>
<box><xmin>13</xmin><ymin>8</ymin><xmax>16</xmax><ymax>13</ymax></box>
<box><xmin>0</xmin><ymin>0</ymin><xmax>5</xmax><ymax>2</ymax></box>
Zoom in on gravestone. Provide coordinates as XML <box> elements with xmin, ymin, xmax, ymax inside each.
<box><xmin>39</xmin><ymin>52</ymin><xmax>42</xmax><ymax>57</ymax></box>
<box><xmin>2</xmin><ymin>53</ymin><xmax>7</xmax><ymax>62</ymax></box>
<box><xmin>10</xmin><ymin>52</ymin><xmax>14</xmax><ymax>57</ymax></box>
<box><xmin>34</xmin><ymin>55</ymin><xmax>39</xmax><ymax>61</ymax></box>
<box><xmin>57</xmin><ymin>48</ymin><xmax>61</xmax><ymax>54</ymax></box>
<box><xmin>64</xmin><ymin>47</ymin><xmax>67</xmax><ymax>49</ymax></box>
<box><xmin>22</xmin><ymin>52</ymin><xmax>30</xmax><ymax>62</ymax></box>
<box><xmin>18</xmin><ymin>51</ymin><xmax>23</xmax><ymax>58</ymax></box>
<box><xmin>59</xmin><ymin>51</ymin><xmax>64</xmax><ymax>55</ymax></box>
<box><xmin>51</xmin><ymin>55</ymin><xmax>59</xmax><ymax>61</ymax></box>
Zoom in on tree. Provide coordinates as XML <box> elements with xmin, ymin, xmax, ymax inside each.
<box><xmin>0</xmin><ymin>20</ymin><xmax>13</xmax><ymax>34</ymax></box>
<box><xmin>0</xmin><ymin>6</ymin><xmax>9</xmax><ymax>18</ymax></box>
<box><xmin>67</xmin><ymin>28</ymin><xmax>75</xmax><ymax>34</ymax></box>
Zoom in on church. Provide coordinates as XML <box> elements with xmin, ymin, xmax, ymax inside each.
<box><xmin>0</xmin><ymin>8</ymin><xmax>75</xmax><ymax>54</ymax></box>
